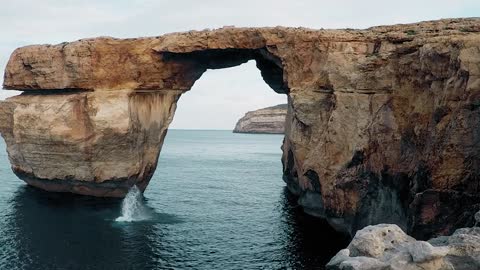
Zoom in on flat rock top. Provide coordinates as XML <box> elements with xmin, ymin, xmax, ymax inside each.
<box><xmin>55</xmin><ymin>18</ymin><xmax>480</xmax><ymax>52</ymax></box>
<box><xmin>155</xmin><ymin>18</ymin><xmax>480</xmax><ymax>51</ymax></box>
<box><xmin>3</xmin><ymin>18</ymin><xmax>480</xmax><ymax>91</ymax></box>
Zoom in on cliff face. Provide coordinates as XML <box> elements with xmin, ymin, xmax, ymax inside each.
<box><xmin>233</xmin><ymin>104</ymin><xmax>287</xmax><ymax>134</ymax></box>
<box><xmin>2</xmin><ymin>18</ymin><xmax>480</xmax><ymax>239</ymax></box>
<box><xmin>0</xmin><ymin>90</ymin><xmax>179</xmax><ymax>197</ymax></box>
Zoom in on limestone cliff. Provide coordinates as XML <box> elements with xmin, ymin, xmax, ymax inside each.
<box><xmin>2</xmin><ymin>18</ymin><xmax>480</xmax><ymax>239</ymax></box>
<box><xmin>0</xmin><ymin>90</ymin><xmax>179</xmax><ymax>197</ymax></box>
<box><xmin>233</xmin><ymin>104</ymin><xmax>287</xmax><ymax>134</ymax></box>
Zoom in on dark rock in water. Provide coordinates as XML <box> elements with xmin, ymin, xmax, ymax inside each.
<box><xmin>233</xmin><ymin>104</ymin><xmax>287</xmax><ymax>134</ymax></box>
<box><xmin>1</xmin><ymin>18</ymin><xmax>480</xmax><ymax>240</ymax></box>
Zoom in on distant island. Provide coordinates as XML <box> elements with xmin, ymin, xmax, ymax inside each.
<box><xmin>233</xmin><ymin>104</ymin><xmax>287</xmax><ymax>134</ymax></box>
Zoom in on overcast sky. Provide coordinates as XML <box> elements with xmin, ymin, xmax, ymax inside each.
<box><xmin>1</xmin><ymin>1</ymin><xmax>479</xmax><ymax>129</ymax></box>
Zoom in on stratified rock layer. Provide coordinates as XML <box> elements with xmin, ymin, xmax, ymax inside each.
<box><xmin>2</xmin><ymin>18</ymin><xmax>480</xmax><ymax>239</ymax></box>
<box><xmin>0</xmin><ymin>90</ymin><xmax>180</xmax><ymax>197</ymax></box>
<box><xmin>233</xmin><ymin>104</ymin><xmax>287</xmax><ymax>134</ymax></box>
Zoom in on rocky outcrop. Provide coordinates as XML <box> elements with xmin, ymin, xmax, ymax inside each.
<box><xmin>327</xmin><ymin>216</ymin><xmax>480</xmax><ymax>270</ymax></box>
<box><xmin>233</xmin><ymin>104</ymin><xmax>287</xmax><ymax>134</ymax></box>
<box><xmin>0</xmin><ymin>90</ymin><xmax>179</xmax><ymax>197</ymax></box>
<box><xmin>1</xmin><ymin>18</ymin><xmax>480</xmax><ymax>239</ymax></box>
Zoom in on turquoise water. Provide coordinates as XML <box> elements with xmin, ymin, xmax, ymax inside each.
<box><xmin>0</xmin><ymin>130</ymin><xmax>346</xmax><ymax>269</ymax></box>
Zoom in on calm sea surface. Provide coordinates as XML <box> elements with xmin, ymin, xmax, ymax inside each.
<box><xmin>0</xmin><ymin>130</ymin><xmax>346</xmax><ymax>270</ymax></box>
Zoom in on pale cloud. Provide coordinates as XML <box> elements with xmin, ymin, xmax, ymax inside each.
<box><xmin>1</xmin><ymin>0</ymin><xmax>479</xmax><ymax>128</ymax></box>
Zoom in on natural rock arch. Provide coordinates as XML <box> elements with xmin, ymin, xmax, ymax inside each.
<box><xmin>161</xmin><ymin>48</ymin><xmax>288</xmax><ymax>94</ymax></box>
<box><xmin>1</xmin><ymin>19</ymin><xmax>480</xmax><ymax>239</ymax></box>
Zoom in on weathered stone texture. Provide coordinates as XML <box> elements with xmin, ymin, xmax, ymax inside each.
<box><xmin>2</xmin><ymin>18</ymin><xmax>480</xmax><ymax>238</ymax></box>
<box><xmin>327</xmin><ymin>222</ymin><xmax>480</xmax><ymax>270</ymax></box>
<box><xmin>0</xmin><ymin>90</ymin><xmax>179</xmax><ymax>197</ymax></box>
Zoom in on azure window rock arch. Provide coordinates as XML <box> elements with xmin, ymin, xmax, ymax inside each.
<box><xmin>2</xmin><ymin>19</ymin><xmax>480</xmax><ymax>239</ymax></box>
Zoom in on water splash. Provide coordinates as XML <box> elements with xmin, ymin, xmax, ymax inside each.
<box><xmin>115</xmin><ymin>185</ymin><xmax>150</xmax><ymax>222</ymax></box>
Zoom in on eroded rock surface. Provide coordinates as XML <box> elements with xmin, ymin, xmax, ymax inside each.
<box><xmin>0</xmin><ymin>90</ymin><xmax>179</xmax><ymax>197</ymax></box>
<box><xmin>233</xmin><ymin>104</ymin><xmax>287</xmax><ymax>134</ymax></box>
<box><xmin>327</xmin><ymin>222</ymin><xmax>480</xmax><ymax>270</ymax></box>
<box><xmin>1</xmin><ymin>18</ymin><xmax>480</xmax><ymax>238</ymax></box>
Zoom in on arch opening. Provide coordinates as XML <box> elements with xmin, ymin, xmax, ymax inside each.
<box><xmin>161</xmin><ymin>48</ymin><xmax>288</xmax><ymax>94</ymax></box>
<box><xmin>145</xmin><ymin>47</ymin><xmax>347</xmax><ymax>268</ymax></box>
<box><xmin>168</xmin><ymin>57</ymin><xmax>287</xmax><ymax>130</ymax></box>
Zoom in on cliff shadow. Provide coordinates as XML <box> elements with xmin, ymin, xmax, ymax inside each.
<box><xmin>279</xmin><ymin>187</ymin><xmax>350</xmax><ymax>269</ymax></box>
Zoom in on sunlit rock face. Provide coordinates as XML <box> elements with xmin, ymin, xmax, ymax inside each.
<box><xmin>0</xmin><ymin>90</ymin><xmax>179</xmax><ymax>197</ymax></box>
<box><xmin>2</xmin><ymin>18</ymin><xmax>480</xmax><ymax>238</ymax></box>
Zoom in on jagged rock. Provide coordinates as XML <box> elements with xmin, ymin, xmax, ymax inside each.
<box><xmin>327</xmin><ymin>249</ymin><xmax>390</xmax><ymax>270</ymax></box>
<box><xmin>337</xmin><ymin>257</ymin><xmax>389</xmax><ymax>270</ymax></box>
<box><xmin>327</xmin><ymin>249</ymin><xmax>352</xmax><ymax>268</ymax></box>
<box><xmin>327</xmin><ymin>224</ymin><xmax>462</xmax><ymax>270</ymax></box>
<box><xmin>233</xmin><ymin>104</ymin><xmax>287</xmax><ymax>134</ymax></box>
<box><xmin>406</xmin><ymin>241</ymin><xmax>449</xmax><ymax>263</ymax></box>
<box><xmin>347</xmin><ymin>224</ymin><xmax>415</xmax><ymax>258</ymax></box>
<box><xmin>328</xmin><ymin>224</ymin><xmax>480</xmax><ymax>270</ymax></box>
<box><xmin>444</xmin><ymin>227</ymin><xmax>480</xmax><ymax>269</ymax></box>
<box><xmin>1</xmin><ymin>18</ymin><xmax>480</xmax><ymax>238</ymax></box>
<box><xmin>475</xmin><ymin>211</ymin><xmax>480</xmax><ymax>225</ymax></box>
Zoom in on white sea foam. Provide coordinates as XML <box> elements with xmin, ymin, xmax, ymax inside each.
<box><xmin>115</xmin><ymin>185</ymin><xmax>150</xmax><ymax>222</ymax></box>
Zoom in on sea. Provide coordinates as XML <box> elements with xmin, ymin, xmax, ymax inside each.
<box><xmin>0</xmin><ymin>130</ymin><xmax>347</xmax><ymax>270</ymax></box>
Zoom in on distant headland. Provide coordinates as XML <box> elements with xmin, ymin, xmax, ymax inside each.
<box><xmin>233</xmin><ymin>104</ymin><xmax>287</xmax><ymax>134</ymax></box>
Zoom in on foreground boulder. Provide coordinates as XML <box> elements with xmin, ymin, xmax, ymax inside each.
<box><xmin>327</xmin><ymin>221</ymin><xmax>480</xmax><ymax>270</ymax></box>
<box><xmin>233</xmin><ymin>104</ymin><xmax>287</xmax><ymax>134</ymax></box>
<box><xmin>1</xmin><ymin>18</ymin><xmax>480</xmax><ymax>238</ymax></box>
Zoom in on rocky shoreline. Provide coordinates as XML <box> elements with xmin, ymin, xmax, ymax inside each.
<box><xmin>233</xmin><ymin>104</ymin><xmax>287</xmax><ymax>134</ymax></box>
<box><xmin>327</xmin><ymin>211</ymin><xmax>480</xmax><ymax>269</ymax></box>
